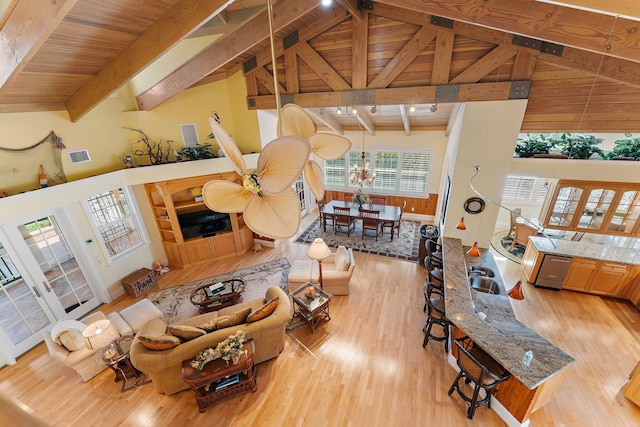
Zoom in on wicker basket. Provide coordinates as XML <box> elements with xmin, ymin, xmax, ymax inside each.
<box><xmin>121</xmin><ymin>268</ymin><xmax>157</xmax><ymax>297</ymax></box>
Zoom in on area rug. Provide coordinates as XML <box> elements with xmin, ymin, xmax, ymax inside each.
<box><xmin>295</xmin><ymin>217</ymin><xmax>420</xmax><ymax>262</ymax></box>
<box><xmin>147</xmin><ymin>258</ymin><xmax>290</xmax><ymax>324</ymax></box>
<box><xmin>490</xmin><ymin>230</ymin><xmax>524</xmax><ymax>264</ymax></box>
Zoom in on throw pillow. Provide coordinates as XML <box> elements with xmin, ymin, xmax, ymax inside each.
<box><xmin>199</xmin><ymin>316</ymin><xmax>230</xmax><ymax>332</ymax></box>
<box><xmin>247</xmin><ymin>297</ymin><xmax>279</xmax><ymax>323</ymax></box>
<box><xmin>51</xmin><ymin>319</ymin><xmax>87</xmax><ymax>345</ymax></box>
<box><xmin>138</xmin><ymin>334</ymin><xmax>181</xmax><ymax>350</ymax></box>
<box><xmin>334</xmin><ymin>245</ymin><xmax>350</xmax><ymax>271</ymax></box>
<box><xmin>216</xmin><ymin>307</ymin><xmax>251</xmax><ymax>329</ymax></box>
<box><xmin>167</xmin><ymin>324</ymin><xmax>206</xmax><ymax>341</ymax></box>
<box><xmin>58</xmin><ymin>329</ymin><xmax>85</xmax><ymax>351</ymax></box>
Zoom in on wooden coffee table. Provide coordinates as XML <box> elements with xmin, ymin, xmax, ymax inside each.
<box><xmin>290</xmin><ymin>283</ymin><xmax>333</xmax><ymax>332</ymax></box>
<box><xmin>190</xmin><ymin>278</ymin><xmax>246</xmax><ymax>313</ymax></box>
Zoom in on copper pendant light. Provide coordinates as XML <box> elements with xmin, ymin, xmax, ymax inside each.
<box><xmin>456</xmin><ymin>217</ymin><xmax>466</xmax><ymax>230</ymax></box>
<box><xmin>508</xmin><ymin>280</ymin><xmax>525</xmax><ymax>300</ymax></box>
<box><xmin>467</xmin><ymin>241</ymin><xmax>481</xmax><ymax>257</ymax></box>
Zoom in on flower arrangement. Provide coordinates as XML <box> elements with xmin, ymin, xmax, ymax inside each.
<box><xmin>352</xmin><ymin>187</ymin><xmax>369</xmax><ymax>206</ymax></box>
<box><xmin>191</xmin><ymin>330</ymin><xmax>247</xmax><ymax>370</ymax></box>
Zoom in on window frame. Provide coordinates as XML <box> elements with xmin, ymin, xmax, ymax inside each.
<box><xmin>502</xmin><ymin>176</ymin><xmax>550</xmax><ymax>206</ymax></box>
<box><xmin>324</xmin><ymin>148</ymin><xmax>432</xmax><ymax>197</ymax></box>
<box><xmin>81</xmin><ymin>187</ymin><xmax>149</xmax><ymax>264</ymax></box>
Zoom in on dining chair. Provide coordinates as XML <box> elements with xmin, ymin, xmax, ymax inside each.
<box><xmin>506</xmin><ymin>207</ymin><xmax>522</xmax><ymax>238</ymax></box>
<box><xmin>382</xmin><ymin>200</ymin><xmax>406</xmax><ymax>240</ymax></box>
<box><xmin>368</xmin><ymin>195</ymin><xmax>386</xmax><ymax>208</ymax></box>
<box><xmin>333</xmin><ymin>206</ymin><xmax>355</xmax><ymax>236</ymax></box>
<box><xmin>317</xmin><ymin>199</ymin><xmax>334</xmax><ymax>232</ymax></box>
<box><xmin>360</xmin><ymin>208</ymin><xmax>381</xmax><ymax>240</ymax></box>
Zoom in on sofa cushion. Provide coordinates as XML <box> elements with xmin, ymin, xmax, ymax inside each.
<box><xmin>167</xmin><ymin>324</ymin><xmax>206</xmax><ymax>341</ymax></box>
<box><xmin>247</xmin><ymin>296</ymin><xmax>279</xmax><ymax>323</ymax></box>
<box><xmin>216</xmin><ymin>307</ymin><xmax>251</xmax><ymax>329</ymax></box>
<box><xmin>51</xmin><ymin>319</ymin><xmax>87</xmax><ymax>345</ymax></box>
<box><xmin>334</xmin><ymin>245</ymin><xmax>350</xmax><ymax>271</ymax></box>
<box><xmin>138</xmin><ymin>334</ymin><xmax>181</xmax><ymax>350</ymax></box>
<box><xmin>58</xmin><ymin>329</ymin><xmax>85</xmax><ymax>351</ymax></box>
<box><xmin>199</xmin><ymin>315</ymin><xmax>229</xmax><ymax>332</ymax></box>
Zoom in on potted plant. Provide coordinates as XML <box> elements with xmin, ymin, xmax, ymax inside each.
<box><xmin>514</xmin><ymin>134</ymin><xmax>553</xmax><ymax>157</ymax></box>
<box><xmin>606</xmin><ymin>137</ymin><xmax>640</xmax><ymax>160</ymax></box>
<box><xmin>177</xmin><ymin>144</ymin><xmax>217</xmax><ymax>161</ymax></box>
<box><xmin>352</xmin><ymin>187</ymin><xmax>369</xmax><ymax>207</ymax></box>
<box><xmin>556</xmin><ymin>133</ymin><xmax>605</xmax><ymax>159</ymax></box>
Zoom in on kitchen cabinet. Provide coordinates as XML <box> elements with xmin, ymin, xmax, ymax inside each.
<box><xmin>144</xmin><ymin>175</ymin><xmax>253</xmax><ymax>268</ymax></box>
<box><xmin>563</xmin><ymin>258</ymin><xmax>628</xmax><ymax>296</ymax></box>
<box><xmin>623</xmin><ymin>267</ymin><xmax>640</xmax><ymax>307</ymax></box>
<box><xmin>541</xmin><ymin>180</ymin><xmax>640</xmax><ymax>236</ymax></box>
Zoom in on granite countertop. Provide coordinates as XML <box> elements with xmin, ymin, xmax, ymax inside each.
<box><xmin>443</xmin><ymin>237</ymin><xmax>575</xmax><ymax>389</ymax></box>
<box><xmin>529</xmin><ymin>236</ymin><xmax>640</xmax><ymax>266</ymax></box>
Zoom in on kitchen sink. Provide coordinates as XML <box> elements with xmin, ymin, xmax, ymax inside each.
<box><xmin>469</xmin><ymin>276</ymin><xmax>502</xmax><ymax>295</ymax></box>
<box><xmin>468</xmin><ymin>266</ymin><xmax>495</xmax><ymax>278</ymax></box>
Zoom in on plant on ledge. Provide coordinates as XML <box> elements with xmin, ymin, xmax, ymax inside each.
<box><xmin>514</xmin><ymin>134</ymin><xmax>553</xmax><ymax>157</ymax></box>
<box><xmin>352</xmin><ymin>187</ymin><xmax>370</xmax><ymax>206</ymax></box>
<box><xmin>191</xmin><ymin>330</ymin><xmax>247</xmax><ymax>370</ymax></box>
<box><xmin>606</xmin><ymin>137</ymin><xmax>640</xmax><ymax>160</ymax></box>
<box><xmin>177</xmin><ymin>144</ymin><xmax>217</xmax><ymax>161</ymax></box>
<box><xmin>126</xmin><ymin>127</ymin><xmax>174</xmax><ymax>165</ymax></box>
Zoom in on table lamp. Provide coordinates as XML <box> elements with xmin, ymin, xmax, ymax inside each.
<box><xmin>82</xmin><ymin>319</ymin><xmax>119</xmax><ymax>351</ymax></box>
<box><xmin>307</xmin><ymin>238</ymin><xmax>331</xmax><ymax>289</ymax></box>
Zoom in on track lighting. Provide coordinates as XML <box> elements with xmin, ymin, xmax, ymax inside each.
<box><xmin>351</xmin><ymin>107</ymin><xmax>358</xmax><ymax>115</ymax></box>
<box><xmin>336</xmin><ymin>107</ymin><xmax>342</xmax><ymax>115</ymax></box>
<box><xmin>319</xmin><ymin>107</ymin><xmax>324</xmax><ymax>114</ymax></box>
<box><xmin>370</xmin><ymin>105</ymin><xmax>377</xmax><ymax>114</ymax></box>
<box><xmin>430</xmin><ymin>104</ymin><xmax>438</xmax><ymax>113</ymax></box>
<box><xmin>409</xmin><ymin>104</ymin><xmax>416</xmax><ymax>113</ymax></box>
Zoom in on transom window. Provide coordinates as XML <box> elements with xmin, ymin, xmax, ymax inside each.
<box><xmin>82</xmin><ymin>188</ymin><xmax>147</xmax><ymax>263</ymax></box>
<box><xmin>324</xmin><ymin>149</ymin><xmax>431</xmax><ymax>196</ymax></box>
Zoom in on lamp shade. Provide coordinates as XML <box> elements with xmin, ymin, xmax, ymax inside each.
<box><xmin>467</xmin><ymin>242</ymin><xmax>481</xmax><ymax>257</ymax></box>
<box><xmin>307</xmin><ymin>238</ymin><xmax>331</xmax><ymax>261</ymax></box>
<box><xmin>82</xmin><ymin>320</ymin><xmax>119</xmax><ymax>351</ymax></box>
<box><xmin>456</xmin><ymin>217</ymin><xmax>466</xmax><ymax>230</ymax></box>
<box><xmin>508</xmin><ymin>280</ymin><xmax>525</xmax><ymax>300</ymax></box>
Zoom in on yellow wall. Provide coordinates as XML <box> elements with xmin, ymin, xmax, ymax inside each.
<box><xmin>0</xmin><ymin>73</ymin><xmax>261</xmax><ymax>194</ymax></box>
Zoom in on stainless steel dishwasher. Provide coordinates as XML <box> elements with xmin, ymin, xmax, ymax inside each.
<box><xmin>534</xmin><ymin>254</ymin><xmax>573</xmax><ymax>290</ymax></box>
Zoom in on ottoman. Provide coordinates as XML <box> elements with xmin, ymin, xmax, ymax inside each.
<box><xmin>288</xmin><ymin>260</ymin><xmax>319</xmax><ymax>293</ymax></box>
<box><xmin>119</xmin><ymin>298</ymin><xmax>164</xmax><ymax>333</ymax></box>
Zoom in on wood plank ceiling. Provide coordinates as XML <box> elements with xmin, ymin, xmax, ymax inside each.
<box><xmin>1</xmin><ymin>0</ymin><xmax>640</xmax><ymax>134</ymax></box>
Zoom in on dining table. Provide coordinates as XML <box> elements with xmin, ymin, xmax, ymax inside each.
<box><xmin>320</xmin><ymin>200</ymin><xmax>401</xmax><ymax>241</ymax></box>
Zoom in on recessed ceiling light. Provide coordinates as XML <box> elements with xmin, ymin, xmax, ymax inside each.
<box><xmin>336</xmin><ymin>107</ymin><xmax>342</xmax><ymax>114</ymax></box>
<box><xmin>351</xmin><ymin>107</ymin><xmax>358</xmax><ymax>115</ymax></box>
<box><xmin>321</xmin><ymin>0</ymin><xmax>333</xmax><ymax>6</ymax></box>
<box><xmin>409</xmin><ymin>105</ymin><xmax>416</xmax><ymax>113</ymax></box>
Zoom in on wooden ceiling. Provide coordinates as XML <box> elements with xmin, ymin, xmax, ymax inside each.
<box><xmin>2</xmin><ymin>0</ymin><xmax>640</xmax><ymax>134</ymax></box>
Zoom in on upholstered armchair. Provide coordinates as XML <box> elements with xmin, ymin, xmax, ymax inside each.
<box><xmin>320</xmin><ymin>247</ymin><xmax>356</xmax><ymax>296</ymax></box>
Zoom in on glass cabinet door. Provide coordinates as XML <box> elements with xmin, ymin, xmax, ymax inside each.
<box><xmin>576</xmin><ymin>188</ymin><xmax>616</xmax><ymax>231</ymax></box>
<box><xmin>610</xmin><ymin>190</ymin><xmax>640</xmax><ymax>234</ymax></box>
<box><xmin>547</xmin><ymin>186</ymin><xmax>584</xmax><ymax>228</ymax></box>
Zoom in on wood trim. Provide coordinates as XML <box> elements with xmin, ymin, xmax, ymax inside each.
<box><xmin>136</xmin><ymin>0</ymin><xmax>320</xmax><ymax>111</ymax></box>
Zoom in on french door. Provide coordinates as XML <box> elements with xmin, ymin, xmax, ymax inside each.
<box><xmin>0</xmin><ymin>209</ymin><xmax>101</xmax><ymax>361</ymax></box>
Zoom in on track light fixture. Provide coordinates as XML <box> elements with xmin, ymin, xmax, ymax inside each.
<box><xmin>409</xmin><ymin>104</ymin><xmax>416</xmax><ymax>113</ymax></box>
<box><xmin>430</xmin><ymin>104</ymin><xmax>438</xmax><ymax>113</ymax></box>
<box><xmin>336</xmin><ymin>107</ymin><xmax>342</xmax><ymax>115</ymax></box>
<box><xmin>351</xmin><ymin>106</ymin><xmax>358</xmax><ymax>115</ymax></box>
<box><xmin>370</xmin><ymin>105</ymin><xmax>377</xmax><ymax>114</ymax></box>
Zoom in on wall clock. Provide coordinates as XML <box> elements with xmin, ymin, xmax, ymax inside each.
<box><xmin>464</xmin><ymin>197</ymin><xmax>485</xmax><ymax>214</ymax></box>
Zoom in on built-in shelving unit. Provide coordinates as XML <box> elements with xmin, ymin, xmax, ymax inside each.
<box><xmin>144</xmin><ymin>174</ymin><xmax>253</xmax><ymax>268</ymax></box>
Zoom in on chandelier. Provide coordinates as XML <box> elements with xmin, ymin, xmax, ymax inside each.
<box><xmin>350</xmin><ymin>130</ymin><xmax>376</xmax><ymax>187</ymax></box>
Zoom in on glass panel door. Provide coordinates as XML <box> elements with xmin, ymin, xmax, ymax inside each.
<box><xmin>548</xmin><ymin>186</ymin><xmax>583</xmax><ymax>228</ymax></box>
<box><xmin>576</xmin><ymin>188</ymin><xmax>616</xmax><ymax>231</ymax></box>
<box><xmin>611</xmin><ymin>190</ymin><xmax>640</xmax><ymax>234</ymax></box>
<box><xmin>295</xmin><ymin>174</ymin><xmax>308</xmax><ymax>216</ymax></box>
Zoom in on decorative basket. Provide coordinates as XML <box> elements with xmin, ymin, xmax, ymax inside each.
<box><xmin>121</xmin><ymin>268</ymin><xmax>158</xmax><ymax>297</ymax></box>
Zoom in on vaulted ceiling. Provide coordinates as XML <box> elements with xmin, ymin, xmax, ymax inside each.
<box><xmin>2</xmin><ymin>0</ymin><xmax>640</xmax><ymax>134</ymax></box>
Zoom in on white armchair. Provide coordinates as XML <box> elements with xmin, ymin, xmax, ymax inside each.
<box><xmin>320</xmin><ymin>247</ymin><xmax>356</xmax><ymax>296</ymax></box>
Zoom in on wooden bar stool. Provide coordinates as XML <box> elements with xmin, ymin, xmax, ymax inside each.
<box><xmin>448</xmin><ymin>336</ymin><xmax>511</xmax><ymax>419</ymax></box>
<box><xmin>422</xmin><ymin>285</ymin><xmax>451</xmax><ymax>352</ymax></box>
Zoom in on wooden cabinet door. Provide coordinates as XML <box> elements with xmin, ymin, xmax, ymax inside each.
<box><xmin>185</xmin><ymin>239</ymin><xmax>215</xmax><ymax>262</ymax></box>
<box><xmin>589</xmin><ymin>263</ymin><xmax>628</xmax><ymax>296</ymax></box>
<box><xmin>622</xmin><ymin>266</ymin><xmax>640</xmax><ymax>302</ymax></box>
<box><xmin>563</xmin><ymin>258</ymin><xmax>596</xmax><ymax>292</ymax></box>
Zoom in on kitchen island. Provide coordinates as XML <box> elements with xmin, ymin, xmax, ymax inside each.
<box><xmin>443</xmin><ymin>237</ymin><xmax>574</xmax><ymax>425</ymax></box>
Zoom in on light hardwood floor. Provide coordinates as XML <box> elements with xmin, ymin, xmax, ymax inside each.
<box><xmin>1</xmin><ymin>214</ymin><xmax>640</xmax><ymax>426</ymax></box>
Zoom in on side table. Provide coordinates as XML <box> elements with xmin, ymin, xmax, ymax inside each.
<box><xmin>290</xmin><ymin>283</ymin><xmax>333</xmax><ymax>332</ymax></box>
<box><xmin>181</xmin><ymin>339</ymin><xmax>257</xmax><ymax>412</ymax></box>
<box><xmin>100</xmin><ymin>335</ymin><xmax>149</xmax><ymax>392</ymax></box>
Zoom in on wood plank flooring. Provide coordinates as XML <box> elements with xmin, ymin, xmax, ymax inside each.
<box><xmin>1</xmin><ymin>215</ymin><xmax>640</xmax><ymax>426</ymax></box>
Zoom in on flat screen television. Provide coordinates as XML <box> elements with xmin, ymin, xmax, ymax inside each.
<box><xmin>177</xmin><ymin>209</ymin><xmax>232</xmax><ymax>239</ymax></box>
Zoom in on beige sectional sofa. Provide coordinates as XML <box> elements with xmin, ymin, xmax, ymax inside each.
<box><xmin>129</xmin><ymin>286</ymin><xmax>292</xmax><ymax>395</ymax></box>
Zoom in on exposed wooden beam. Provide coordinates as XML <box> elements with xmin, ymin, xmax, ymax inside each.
<box><xmin>189</xmin><ymin>5</ymin><xmax>264</xmax><ymax>38</ymax></box>
<box><xmin>296</xmin><ymin>42</ymin><xmax>351</xmax><ymax>91</ymax></box>
<box><xmin>306</xmin><ymin>108</ymin><xmax>344</xmax><ymax>134</ymax></box>
<box><xmin>0</xmin><ymin>102</ymin><xmax>67</xmax><ymax>114</ymax></box>
<box><xmin>336</xmin><ymin>0</ymin><xmax>364</xmax><ymax>20</ymax></box>
<box><xmin>374</xmin><ymin>0</ymin><xmax>640</xmax><ymax>64</ymax></box>
<box><xmin>255</xmin><ymin>66</ymin><xmax>286</xmax><ymax>94</ymax></box>
<box><xmin>352</xmin><ymin>11</ymin><xmax>369</xmax><ymax>89</ymax></box>
<box><xmin>136</xmin><ymin>0</ymin><xmax>319</xmax><ymax>111</ymax></box>
<box><xmin>511</xmin><ymin>49</ymin><xmax>538</xmax><ymax>81</ymax></box>
<box><xmin>65</xmin><ymin>0</ymin><xmax>233</xmax><ymax>122</ymax></box>
<box><xmin>450</xmin><ymin>45</ymin><xmax>518</xmax><ymax>84</ymax></box>
<box><xmin>228</xmin><ymin>2</ymin><xmax>349</xmax><ymax>76</ymax></box>
<box><xmin>536</xmin><ymin>0</ymin><xmax>640</xmax><ymax>18</ymax></box>
<box><xmin>284</xmin><ymin>49</ymin><xmax>300</xmax><ymax>93</ymax></box>
<box><xmin>355</xmin><ymin>109</ymin><xmax>375</xmax><ymax>135</ymax></box>
<box><xmin>368</xmin><ymin>26</ymin><xmax>437</xmax><ymax>89</ymax></box>
<box><xmin>247</xmin><ymin>81</ymin><xmax>526</xmax><ymax>109</ymax></box>
<box><xmin>431</xmin><ymin>31</ymin><xmax>455</xmax><ymax>85</ymax></box>
<box><xmin>0</xmin><ymin>0</ymin><xmax>78</xmax><ymax>91</ymax></box>
<box><xmin>399</xmin><ymin>104</ymin><xmax>411</xmax><ymax>135</ymax></box>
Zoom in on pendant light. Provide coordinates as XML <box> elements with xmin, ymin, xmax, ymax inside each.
<box><xmin>456</xmin><ymin>217</ymin><xmax>466</xmax><ymax>230</ymax></box>
<box><xmin>507</xmin><ymin>280</ymin><xmax>525</xmax><ymax>300</ymax></box>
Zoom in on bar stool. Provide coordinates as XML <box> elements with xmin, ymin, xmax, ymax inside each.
<box><xmin>422</xmin><ymin>286</ymin><xmax>451</xmax><ymax>352</ymax></box>
<box><xmin>448</xmin><ymin>336</ymin><xmax>511</xmax><ymax>419</ymax></box>
<box><xmin>426</xmin><ymin>239</ymin><xmax>443</xmax><ymax>268</ymax></box>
